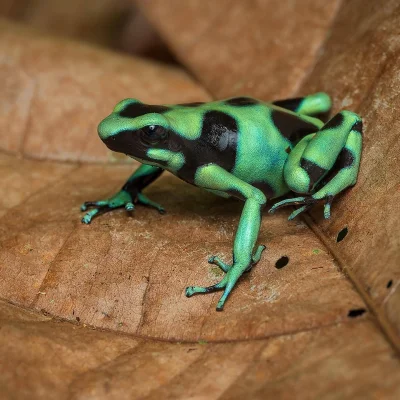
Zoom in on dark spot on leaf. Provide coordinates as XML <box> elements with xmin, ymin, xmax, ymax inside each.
<box><xmin>347</xmin><ymin>308</ymin><xmax>366</xmax><ymax>318</ymax></box>
<box><xmin>336</xmin><ymin>227</ymin><xmax>348</xmax><ymax>242</ymax></box>
<box><xmin>387</xmin><ymin>280</ymin><xmax>393</xmax><ymax>289</ymax></box>
<box><xmin>76</xmin><ymin>317</ymin><xmax>80</xmax><ymax>322</ymax></box>
<box><xmin>275</xmin><ymin>256</ymin><xmax>289</xmax><ymax>269</ymax></box>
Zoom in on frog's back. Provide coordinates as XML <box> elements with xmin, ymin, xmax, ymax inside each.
<box><xmin>163</xmin><ymin>97</ymin><xmax>322</xmax><ymax>198</ymax></box>
<box><xmin>168</xmin><ymin>97</ymin><xmax>322</xmax><ymax>144</ymax></box>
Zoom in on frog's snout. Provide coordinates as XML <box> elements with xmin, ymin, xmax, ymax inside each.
<box><xmin>97</xmin><ymin>116</ymin><xmax>115</xmax><ymax>141</ymax></box>
<box><xmin>97</xmin><ymin>115</ymin><xmax>142</xmax><ymax>156</ymax></box>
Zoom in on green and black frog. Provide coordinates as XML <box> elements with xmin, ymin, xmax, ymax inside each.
<box><xmin>81</xmin><ymin>93</ymin><xmax>362</xmax><ymax>311</ymax></box>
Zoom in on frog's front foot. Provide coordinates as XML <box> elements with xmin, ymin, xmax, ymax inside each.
<box><xmin>268</xmin><ymin>195</ymin><xmax>333</xmax><ymax>220</ymax></box>
<box><xmin>80</xmin><ymin>190</ymin><xmax>165</xmax><ymax>224</ymax></box>
<box><xmin>186</xmin><ymin>245</ymin><xmax>266</xmax><ymax>311</ymax></box>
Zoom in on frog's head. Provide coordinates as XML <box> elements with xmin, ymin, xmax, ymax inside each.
<box><xmin>98</xmin><ymin>98</ymin><xmax>172</xmax><ymax>162</ymax></box>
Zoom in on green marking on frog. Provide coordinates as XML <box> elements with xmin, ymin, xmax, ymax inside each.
<box><xmin>81</xmin><ymin>93</ymin><xmax>362</xmax><ymax>311</ymax></box>
<box><xmin>147</xmin><ymin>148</ymin><xmax>185</xmax><ymax>173</ymax></box>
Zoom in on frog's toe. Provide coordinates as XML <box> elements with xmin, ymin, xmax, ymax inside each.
<box><xmin>81</xmin><ymin>209</ymin><xmax>97</xmax><ymax>224</ymax></box>
<box><xmin>249</xmin><ymin>245</ymin><xmax>266</xmax><ymax>268</ymax></box>
<box><xmin>324</xmin><ymin>201</ymin><xmax>332</xmax><ymax>219</ymax></box>
<box><xmin>81</xmin><ymin>207</ymin><xmax>112</xmax><ymax>224</ymax></box>
<box><xmin>185</xmin><ymin>286</ymin><xmax>196</xmax><ymax>297</ymax></box>
<box><xmin>80</xmin><ymin>200</ymin><xmax>110</xmax><ymax>212</ymax></box>
<box><xmin>268</xmin><ymin>196</ymin><xmax>307</xmax><ymax>214</ymax></box>
<box><xmin>136</xmin><ymin>192</ymin><xmax>166</xmax><ymax>214</ymax></box>
<box><xmin>125</xmin><ymin>202</ymin><xmax>135</xmax><ymax>211</ymax></box>
<box><xmin>287</xmin><ymin>204</ymin><xmax>311</xmax><ymax>220</ymax></box>
<box><xmin>208</xmin><ymin>255</ymin><xmax>231</xmax><ymax>273</ymax></box>
<box><xmin>81</xmin><ymin>215</ymin><xmax>91</xmax><ymax>224</ymax></box>
<box><xmin>272</xmin><ymin>195</ymin><xmax>334</xmax><ymax>220</ymax></box>
<box><xmin>185</xmin><ymin>276</ymin><xmax>228</xmax><ymax>298</ymax></box>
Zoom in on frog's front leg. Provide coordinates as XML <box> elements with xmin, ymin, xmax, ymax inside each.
<box><xmin>81</xmin><ymin>164</ymin><xmax>164</xmax><ymax>224</ymax></box>
<box><xmin>269</xmin><ymin>110</ymin><xmax>362</xmax><ymax>220</ymax></box>
<box><xmin>185</xmin><ymin>165</ymin><xmax>267</xmax><ymax>311</ymax></box>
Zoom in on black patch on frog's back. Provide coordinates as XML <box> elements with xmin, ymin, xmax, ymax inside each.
<box><xmin>176</xmin><ymin>110</ymin><xmax>238</xmax><ymax>184</ymax></box>
<box><xmin>272</xmin><ymin>97</ymin><xmax>304</xmax><ymax>112</ymax></box>
<box><xmin>177</xmin><ymin>102</ymin><xmax>204</xmax><ymax>107</ymax></box>
<box><xmin>225</xmin><ymin>97</ymin><xmax>259</xmax><ymax>106</ymax></box>
<box><xmin>300</xmin><ymin>159</ymin><xmax>327</xmax><ymax>191</ymax></box>
<box><xmin>272</xmin><ymin>109</ymin><xmax>318</xmax><ymax>144</ymax></box>
<box><xmin>119</xmin><ymin>103</ymin><xmax>171</xmax><ymax>118</ymax></box>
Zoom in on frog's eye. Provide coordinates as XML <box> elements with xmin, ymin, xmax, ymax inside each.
<box><xmin>140</xmin><ymin>125</ymin><xmax>167</xmax><ymax>145</ymax></box>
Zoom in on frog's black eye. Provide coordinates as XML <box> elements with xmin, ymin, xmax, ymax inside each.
<box><xmin>140</xmin><ymin>125</ymin><xmax>167</xmax><ymax>145</ymax></box>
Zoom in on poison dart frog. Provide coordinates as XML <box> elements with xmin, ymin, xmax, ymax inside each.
<box><xmin>81</xmin><ymin>93</ymin><xmax>362</xmax><ymax>311</ymax></box>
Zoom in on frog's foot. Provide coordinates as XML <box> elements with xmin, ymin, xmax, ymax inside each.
<box><xmin>208</xmin><ymin>255</ymin><xmax>231</xmax><ymax>273</ymax></box>
<box><xmin>208</xmin><ymin>245</ymin><xmax>266</xmax><ymax>273</ymax></box>
<box><xmin>268</xmin><ymin>195</ymin><xmax>333</xmax><ymax>220</ymax></box>
<box><xmin>187</xmin><ymin>245</ymin><xmax>266</xmax><ymax>311</ymax></box>
<box><xmin>81</xmin><ymin>190</ymin><xmax>165</xmax><ymax>224</ymax></box>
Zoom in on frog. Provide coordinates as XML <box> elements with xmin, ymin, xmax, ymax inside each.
<box><xmin>81</xmin><ymin>92</ymin><xmax>362</xmax><ymax>311</ymax></box>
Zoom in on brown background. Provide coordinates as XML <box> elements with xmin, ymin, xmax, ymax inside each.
<box><xmin>0</xmin><ymin>0</ymin><xmax>399</xmax><ymax>398</ymax></box>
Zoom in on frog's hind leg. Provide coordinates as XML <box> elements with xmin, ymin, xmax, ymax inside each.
<box><xmin>272</xmin><ymin>92</ymin><xmax>332</xmax><ymax>117</ymax></box>
<box><xmin>269</xmin><ymin>110</ymin><xmax>362</xmax><ymax>220</ymax></box>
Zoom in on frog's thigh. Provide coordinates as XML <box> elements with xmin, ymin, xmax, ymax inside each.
<box><xmin>272</xmin><ymin>92</ymin><xmax>332</xmax><ymax>116</ymax></box>
<box><xmin>284</xmin><ymin>110</ymin><xmax>362</xmax><ymax>195</ymax></box>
